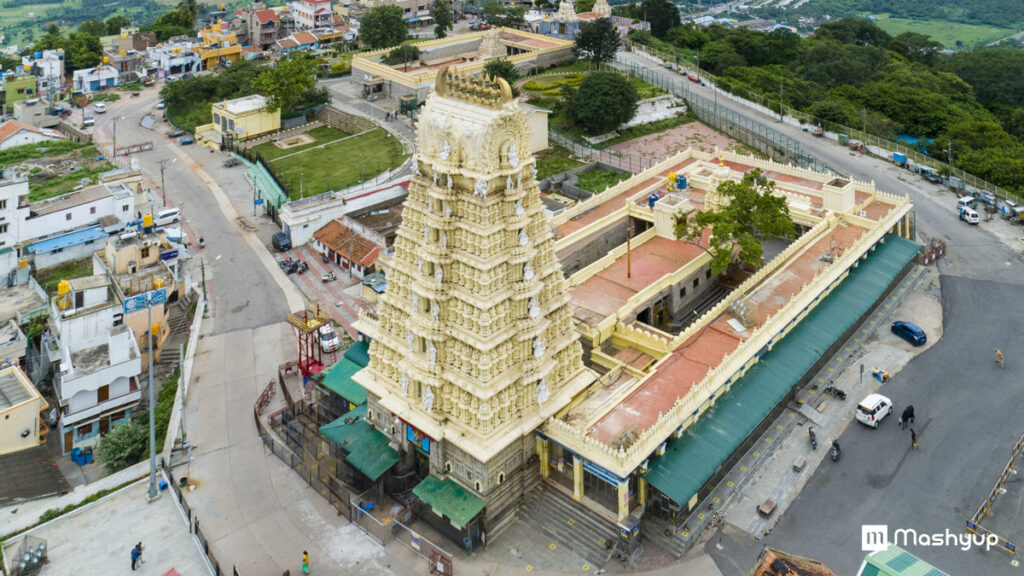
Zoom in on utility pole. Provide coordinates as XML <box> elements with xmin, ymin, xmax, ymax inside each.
<box><xmin>158</xmin><ymin>158</ymin><xmax>175</xmax><ymax>206</ymax></box>
<box><xmin>947</xmin><ymin>139</ymin><xmax>953</xmax><ymax>177</ymax></box>
<box><xmin>112</xmin><ymin>115</ymin><xmax>126</xmax><ymax>161</ymax></box>
<box><xmin>779</xmin><ymin>80</ymin><xmax>783</xmax><ymax>123</ymax></box>
<box><xmin>862</xmin><ymin>107</ymin><xmax>867</xmax><ymax>134</ymax></box>
<box><xmin>146</xmin><ymin>294</ymin><xmax>160</xmax><ymax>502</ymax></box>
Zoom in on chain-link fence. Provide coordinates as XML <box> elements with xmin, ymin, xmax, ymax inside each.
<box><xmin>624</xmin><ymin>41</ymin><xmax>1023</xmax><ymax>204</ymax></box>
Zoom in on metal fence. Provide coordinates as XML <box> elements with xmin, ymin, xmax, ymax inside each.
<box><xmin>349</xmin><ymin>490</ymin><xmax>455</xmax><ymax>569</ymax></box>
<box><xmin>160</xmin><ymin>458</ymin><xmax>233</xmax><ymax>575</ymax></box>
<box><xmin>625</xmin><ymin>41</ymin><xmax>1023</xmax><ymax>204</ymax></box>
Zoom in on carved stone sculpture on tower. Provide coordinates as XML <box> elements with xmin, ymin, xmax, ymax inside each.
<box><xmin>477</xmin><ymin>28</ymin><xmax>506</xmax><ymax>61</ymax></box>
<box><xmin>592</xmin><ymin>0</ymin><xmax>612</xmax><ymax>17</ymax></box>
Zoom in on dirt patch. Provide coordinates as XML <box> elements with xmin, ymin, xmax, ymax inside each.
<box><xmin>274</xmin><ymin>134</ymin><xmax>314</xmax><ymax>149</ymax></box>
<box><xmin>606</xmin><ymin>121</ymin><xmax>743</xmax><ymax>163</ymax></box>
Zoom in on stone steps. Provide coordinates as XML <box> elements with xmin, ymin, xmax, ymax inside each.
<box><xmin>639</xmin><ymin>514</ymin><xmax>690</xmax><ymax>558</ymax></box>
<box><xmin>519</xmin><ymin>482</ymin><xmax>617</xmax><ymax>569</ymax></box>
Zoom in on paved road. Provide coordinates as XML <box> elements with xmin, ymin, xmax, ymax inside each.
<box><xmin>618</xmin><ymin>51</ymin><xmax>1024</xmax><ymax>574</ymax></box>
<box><xmin>92</xmin><ymin>88</ymin><xmax>295</xmax><ymax>334</ymax></box>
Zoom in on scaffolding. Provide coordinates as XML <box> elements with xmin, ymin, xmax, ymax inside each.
<box><xmin>287</xmin><ymin>302</ymin><xmax>334</xmax><ymax>377</ymax></box>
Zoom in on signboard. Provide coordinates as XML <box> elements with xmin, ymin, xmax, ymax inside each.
<box><xmin>254</xmin><ymin>198</ymin><xmax>264</xmax><ymax>206</ymax></box>
<box><xmin>406</xmin><ymin>423</ymin><xmax>431</xmax><ymax>454</ymax></box>
<box><xmin>160</xmin><ymin>249</ymin><xmax>178</xmax><ymax>261</ymax></box>
<box><xmin>123</xmin><ymin>287</ymin><xmax>168</xmax><ymax>313</ymax></box>
<box><xmin>410</xmin><ymin>532</ymin><xmax>421</xmax><ymax>552</ymax></box>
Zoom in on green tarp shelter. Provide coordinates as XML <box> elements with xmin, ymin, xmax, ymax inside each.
<box><xmin>644</xmin><ymin>235</ymin><xmax>919</xmax><ymax>506</ymax></box>
<box><xmin>344</xmin><ymin>340</ymin><xmax>370</xmax><ymax>367</ymax></box>
<box><xmin>412</xmin><ymin>475</ymin><xmax>486</xmax><ymax>529</ymax></box>
<box><xmin>859</xmin><ymin>545</ymin><xmax>950</xmax><ymax>576</ymax></box>
<box><xmin>317</xmin><ymin>358</ymin><xmax>367</xmax><ymax>405</ymax></box>
<box><xmin>319</xmin><ymin>405</ymin><xmax>399</xmax><ymax>481</ymax></box>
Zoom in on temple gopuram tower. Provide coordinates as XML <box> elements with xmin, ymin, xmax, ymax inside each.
<box><xmin>354</xmin><ymin>68</ymin><xmax>595</xmax><ymax>535</ymax></box>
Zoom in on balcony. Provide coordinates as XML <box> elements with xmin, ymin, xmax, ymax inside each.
<box><xmin>62</xmin><ymin>380</ymin><xmax>141</xmax><ymax>427</ymax></box>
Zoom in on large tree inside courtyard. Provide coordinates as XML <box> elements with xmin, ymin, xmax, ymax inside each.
<box><xmin>432</xmin><ymin>0</ymin><xmax>453</xmax><ymax>39</ymax></box>
<box><xmin>568</xmin><ymin>71</ymin><xmax>638</xmax><ymax>135</ymax></box>
<box><xmin>574</xmin><ymin>18</ymin><xmax>621</xmax><ymax>64</ymax></box>
<box><xmin>253</xmin><ymin>55</ymin><xmax>318</xmax><ymax>114</ymax></box>
<box><xmin>675</xmin><ymin>168</ymin><xmax>795</xmax><ymax>275</ymax></box>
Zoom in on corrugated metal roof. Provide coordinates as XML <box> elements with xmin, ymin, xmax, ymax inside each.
<box><xmin>412</xmin><ymin>475</ymin><xmax>485</xmax><ymax>528</ymax></box>
<box><xmin>317</xmin><ymin>358</ymin><xmax>366</xmax><ymax>405</ymax></box>
<box><xmin>319</xmin><ymin>405</ymin><xmax>398</xmax><ymax>481</ymax></box>
<box><xmin>25</xmin><ymin>227</ymin><xmax>107</xmax><ymax>254</ymax></box>
<box><xmin>344</xmin><ymin>340</ymin><xmax>370</xmax><ymax>367</ymax></box>
<box><xmin>644</xmin><ymin>235</ymin><xmax>919</xmax><ymax>505</ymax></box>
<box><xmin>861</xmin><ymin>546</ymin><xmax>950</xmax><ymax>576</ymax></box>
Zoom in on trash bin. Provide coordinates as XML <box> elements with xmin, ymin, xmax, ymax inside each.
<box><xmin>159</xmin><ymin>480</ymin><xmax>169</xmax><ymax>491</ymax></box>
<box><xmin>83</xmin><ymin>447</ymin><xmax>94</xmax><ymax>464</ymax></box>
<box><xmin>179</xmin><ymin>477</ymin><xmax>188</xmax><ymax>488</ymax></box>
<box><xmin>70</xmin><ymin>447</ymin><xmax>83</xmax><ymax>466</ymax></box>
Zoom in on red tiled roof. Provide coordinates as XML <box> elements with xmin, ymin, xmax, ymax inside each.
<box><xmin>276</xmin><ymin>38</ymin><xmax>298</xmax><ymax>49</ymax></box>
<box><xmin>292</xmin><ymin>31</ymin><xmax>317</xmax><ymax>45</ymax></box>
<box><xmin>0</xmin><ymin>120</ymin><xmax>63</xmax><ymax>144</ymax></box>
<box><xmin>749</xmin><ymin>549</ymin><xmax>836</xmax><ymax>576</ymax></box>
<box><xmin>314</xmin><ymin>220</ymin><xmax>382</xmax><ymax>268</ymax></box>
<box><xmin>255</xmin><ymin>9</ymin><xmax>279</xmax><ymax>23</ymax></box>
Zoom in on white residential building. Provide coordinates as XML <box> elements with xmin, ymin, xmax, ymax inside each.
<box><xmin>289</xmin><ymin>0</ymin><xmax>334</xmax><ymax>29</ymax></box>
<box><xmin>72</xmin><ymin>64</ymin><xmax>120</xmax><ymax>93</ymax></box>
<box><xmin>0</xmin><ymin>119</ymin><xmax>64</xmax><ymax>150</ymax></box>
<box><xmin>49</xmin><ymin>275</ymin><xmax>142</xmax><ymax>454</ymax></box>
<box><xmin>148</xmin><ymin>42</ymin><xmax>202</xmax><ymax>77</ymax></box>
<box><xmin>21</xmin><ymin>49</ymin><xmax>64</xmax><ymax>98</ymax></box>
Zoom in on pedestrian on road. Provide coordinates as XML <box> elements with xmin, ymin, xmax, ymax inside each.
<box><xmin>995</xmin><ymin>347</ymin><xmax>1004</xmax><ymax>369</ymax></box>
<box><xmin>910</xmin><ymin>429</ymin><xmax>918</xmax><ymax>449</ymax></box>
<box><xmin>481</xmin><ymin>529</ymin><xmax>487</xmax><ymax>551</ymax></box>
<box><xmin>901</xmin><ymin>405</ymin><xmax>914</xmax><ymax>429</ymax></box>
<box><xmin>302</xmin><ymin>550</ymin><xmax>310</xmax><ymax>574</ymax></box>
<box><xmin>131</xmin><ymin>545</ymin><xmax>141</xmax><ymax>570</ymax></box>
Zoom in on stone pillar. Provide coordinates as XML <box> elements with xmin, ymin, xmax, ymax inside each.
<box><xmin>572</xmin><ymin>455</ymin><xmax>584</xmax><ymax>502</ymax></box>
<box><xmin>638</xmin><ymin>477</ymin><xmax>647</xmax><ymax>508</ymax></box>
<box><xmin>617</xmin><ymin>478</ymin><xmax>630</xmax><ymax>523</ymax></box>
<box><xmin>537</xmin><ymin>437</ymin><xmax>549</xmax><ymax>478</ymax></box>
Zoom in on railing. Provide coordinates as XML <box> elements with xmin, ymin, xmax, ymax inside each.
<box><xmin>625</xmin><ymin>40</ymin><xmax>1022</xmax><ymax>204</ymax></box>
<box><xmin>160</xmin><ymin>458</ymin><xmax>231</xmax><ymax>575</ymax></box>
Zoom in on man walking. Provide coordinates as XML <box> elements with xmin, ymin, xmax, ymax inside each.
<box><xmin>302</xmin><ymin>550</ymin><xmax>310</xmax><ymax>575</ymax></box>
<box><xmin>910</xmin><ymin>429</ymin><xmax>918</xmax><ymax>449</ymax></box>
<box><xmin>131</xmin><ymin>543</ymin><xmax>142</xmax><ymax>570</ymax></box>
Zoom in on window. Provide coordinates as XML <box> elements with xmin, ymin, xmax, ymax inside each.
<box><xmin>90</xmin><ymin>206</ymin><xmax>96</xmax><ymax>214</ymax></box>
<box><xmin>693</xmin><ymin>278</ymin><xmax>699</xmax><ymax>288</ymax></box>
<box><xmin>706</xmin><ymin>269</ymin><xmax>712</xmax><ymax>279</ymax></box>
<box><xmin>0</xmin><ymin>199</ymin><xmax>6</xmax><ymax>209</ymax></box>
<box><xmin>0</xmin><ymin>224</ymin><xmax>7</xmax><ymax>234</ymax></box>
<box><xmin>122</xmin><ymin>204</ymin><xmax>130</xmax><ymax>212</ymax></box>
<box><xmin>66</xmin><ymin>213</ymin><xmax>72</xmax><ymax>221</ymax></box>
<box><xmin>113</xmin><ymin>313</ymin><xmax>124</xmax><ymax>327</ymax></box>
<box><xmin>679</xmin><ymin>287</ymin><xmax>686</xmax><ymax>298</ymax></box>
<box><xmin>141</xmin><ymin>246</ymin><xmax>151</xmax><ymax>258</ymax></box>
<box><xmin>497</xmin><ymin>472</ymin><xmax>505</xmax><ymax>485</ymax></box>
<box><xmin>97</xmin><ymin>385</ymin><xmax>109</xmax><ymax>403</ymax></box>
<box><xmin>110</xmin><ymin>410</ymin><xmax>127</xmax><ymax>421</ymax></box>
<box><xmin>445</xmin><ymin>461</ymin><xmax>452</xmax><ymax>473</ymax></box>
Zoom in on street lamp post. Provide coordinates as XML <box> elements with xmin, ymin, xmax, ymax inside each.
<box><xmin>112</xmin><ymin>115</ymin><xmax>127</xmax><ymax>162</ymax></box>
<box><xmin>144</xmin><ymin>290</ymin><xmax>165</xmax><ymax>502</ymax></box>
<box><xmin>158</xmin><ymin>158</ymin><xmax>176</xmax><ymax>205</ymax></box>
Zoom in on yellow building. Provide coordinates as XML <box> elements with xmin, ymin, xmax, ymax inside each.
<box><xmin>201</xmin><ymin>94</ymin><xmax>281</xmax><ymax>145</ymax></box>
<box><xmin>197</xmin><ymin>21</ymin><xmax>243</xmax><ymax>70</ymax></box>
<box><xmin>0</xmin><ymin>366</ymin><xmax>48</xmax><ymax>455</ymax></box>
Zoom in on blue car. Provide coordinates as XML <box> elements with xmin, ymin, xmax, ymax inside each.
<box><xmin>891</xmin><ymin>321</ymin><xmax>926</xmax><ymax>346</ymax></box>
<box><xmin>178</xmin><ymin>135</ymin><xmax>195</xmax><ymax>145</ymax></box>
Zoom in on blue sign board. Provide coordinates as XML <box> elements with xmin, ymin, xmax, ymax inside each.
<box><xmin>406</xmin><ymin>424</ymin><xmax>431</xmax><ymax>454</ymax></box>
<box><xmin>254</xmin><ymin>198</ymin><xmax>264</xmax><ymax>205</ymax></box>
<box><xmin>123</xmin><ymin>288</ymin><xmax>168</xmax><ymax>313</ymax></box>
<box><xmin>160</xmin><ymin>249</ymin><xmax>178</xmax><ymax>261</ymax></box>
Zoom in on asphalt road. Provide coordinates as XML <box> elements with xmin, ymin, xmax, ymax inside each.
<box><xmin>92</xmin><ymin>88</ymin><xmax>290</xmax><ymax>334</ymax></box>
<box><xmin>619</xmin><ymin>53</ymin><xmax>1024</xmax><ymax>574</ymax></box>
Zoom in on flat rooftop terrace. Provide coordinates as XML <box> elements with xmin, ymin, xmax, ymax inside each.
<box><xmin>585</xmin><ymin>219</ymin><xmax>869</xmax><ymax>444</ymax></box>
<box><xmin>569</xmin><ymin>233</ymin><xmax>709</xmax><ymax>328</ymax></box>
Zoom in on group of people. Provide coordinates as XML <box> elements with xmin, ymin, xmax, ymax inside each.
<box><xmin>130</xmin><ymin>542</ymin><xmax>144</xmax><ymax>570</ymax></box>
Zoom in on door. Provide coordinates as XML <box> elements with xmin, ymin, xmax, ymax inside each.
<box><xmin>99</xmin><ymin>416</ymin><xmax>110</xmax><ymax>435</ymax></box>
<box><xmin>64</xmin><ymin>430</ymin><xmax>73</xmax><ymax>453</ymax></box>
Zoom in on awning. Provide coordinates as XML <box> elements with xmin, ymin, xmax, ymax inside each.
<box><xmin>861</xmin><ymin>545</ymin><xmax>949</xmax><ymax>576</ymax></box>
<box><xmin>412</xmin><ymin>476</ymin><xmax>485</xmax><ymax>529</ymax></box>
<box><xmin>344</xmin><ymin>340</ymin><xmax>370</xmax><ymax>367</ymax></box>
<box><xmin>319</xmin><ymin>405</ymin><xmax>398</xmax><ymax>481</ymax></box>
<box><xmin>26</xmin><ymin>227</ymin><xmax>107</xmax><ymax>254</ymax></box>
<box><xmin>644</xmin><ymin>235</ymin><xmax>920</xmax><ymax>506</ymax></box>
<box><xmin>316</xmin><ymin>357</ymin><xmax>366</xmax><ymax>405</ymax></box>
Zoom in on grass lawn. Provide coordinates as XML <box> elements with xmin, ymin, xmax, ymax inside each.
<box><xmin>254</xmin><ymin>128</ymin><xmax>408</xmax><ymax>198</ymax></box>
<box><xmin>870</xmin><ymin>14</ymin><xmax>1013</xmax><ymax>48</ymax></box>
<box><xmin>535</xmin><ymin>146</ymin><xmax>585</xmax><ymax>180</ymax></box>
<box><xmin>35</xmin><ymin>258</ymin><xmax>95</xmax><ymax>295</ymax></box>
<box><xmin>28</xmin><ymin>161</ymin><xmax>116</xmax><ymax>203</ymax></box>
<box><xmin>576</xmin><ymin>169</ymin><xmax>631</xmax><ymax>194</ymax></box>
<box><xmin>627</xmin><ymin>76</ymin><xmax>667</xmax><ymax>100</ymax></box>
<box><xmin>252</xmin><ymin>126</ymin><xmax>351</xmax><ymax>161</ymax></box>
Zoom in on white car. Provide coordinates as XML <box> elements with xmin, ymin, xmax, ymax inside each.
<box><xmin>319</xmin><ymin>325</ymin><xmax>340</xmax><ymax>353</ymax></box>
<box><xmin>94</xmin><ymin>102</ymin><xmax>107</xmax><ymax>113</ymax></box>
<box><xmin>856</xmin><ymin>393</ymin><xmax>893</xmax><ymax>428</ymax></box>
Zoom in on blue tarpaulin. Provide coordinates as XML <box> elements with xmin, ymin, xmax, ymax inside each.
<box><xmin>26</xmin><ymin>227</ymin><xmax>107</xmax><ymax>254</ymax></box>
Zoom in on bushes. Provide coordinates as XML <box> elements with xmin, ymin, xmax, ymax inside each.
<box><xmin>383</xmin><ymin>44</ymin><xmax>420</xmax><ymax>65</ymax></box>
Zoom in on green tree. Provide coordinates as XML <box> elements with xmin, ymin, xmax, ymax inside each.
<box><xmin>574</xmin><ymin>18</ymin><xmax>621</xmax><ymax>64</ymax></box>
<box><xmin>152</xmin><ymin>9</ymin><xmax>195</xmax><ymax>30</ymax></box>
<box><xmin>96</xmin><ymin>421</ymin><xmax>147</xmax><ymax>473</ymax></box>
<box><xmin>105</xmin><ymin>15</ymin><xmax>132</xmax><ymax>36</ymax></box>
<box><xmin>569</xmin><ymin>71</ymin><xmax>638</xmax><ymax>135</ymax></box>
<box><xmin>177</xmin><ymin>0</ymin><xmax>201</xmax><ymax>29</ymax></box>
<box><xmin>432</xmin><ymin>0</ymin><xmax>452</xmax><ymax>39</ymax></box>
<box><xmin>815</xmin><ymin>17</ymin><xmax>892</xmax><ymax>48</ymax></box>
<box><xmin>80</xmin><ymin>19</ymin><xmax>106</xmax><ymax>37</ymax></box>
<box><xmin>483</xmin><ymin>58</ymin><xmax>519</xmax><ymax>87</ymax></box>
<box><xmin>675</xmin><ymin>169</ymin><xmax>795</xmax><ymax>275</ymax></box>
<box><xmin>253</xmin><ymin>55</ymin><xmax>318</xmax><ymax>114</ymax></box>
<box><xmin>639</xmin><ymin>0</ymin><xmax>679</xmax><ymax>38</ymax></box>
<box><xmin>483</xmin><ymin>3</ymin><xmax>526</xmax><ymax>28</ymax></box>
<box><xmin>35</xmin><ymin>24</ymin><xmax>64</xmax><ymax>51</ymax></box>
<box><xmin>891</xmin><ymin>32</ymin><xmax>942</xmax><ymax>66</ymax></box>
<box><xmin>700</xmin><ymin>40</ymin><xmax>746</xmax><ymax>74</ymax></box>
<box><xmin>65</xmin><ymin>33</ymin><xmax>104</xmax><ymax>72</ymax></box>
<box><xmin>360</xmin><ymin>5</ymin><xmax>408</xmax><ymax>49</ymax></box>
<box><xmin>142</xmin><ymin>24</ymin><xmax>192</xmax><ymax>42</ymax></box>
<box><xmin>666</xmin><ymin>24</ymin><xmax>709</xmax><ymax>51</ymax></box>
<box><xmin>383</xmin><ymin>44</ymin><xmax>421</xmax><ymax>66</ymax></box>
<box><xmin>576</xmin><ymin>0</ymin><xmax>597</xmax><ymax>11</ymax></box>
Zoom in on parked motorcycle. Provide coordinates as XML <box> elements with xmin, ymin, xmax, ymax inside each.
<box><xmin>824</xmin><ymin>385</ymin><xmax>847</xmax><ymax>401</ymax></box>
<box><xmin>830</xmin><ymin>440</ymin><xmax>841</xmax><ymax>462</ymax></box>
<box><xmin>320</xmin><ymin>252</ymin><xmax>329</xmax><ymax>264</ymax></box>
<box><xmin>296</xmin><ymin>261</ymin><xmax>308</xmax><ymax>274</ymax></box>
<box><xmin>322</xmin><ymin>272</ymin><xmax>336</xmax><ymax>283</ymax></box>
<box><xmin>808</xmin><ymin>427</ymin><xmax>817</xmax><ymax>451</ymax></box>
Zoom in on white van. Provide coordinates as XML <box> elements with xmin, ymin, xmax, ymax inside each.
<box><xmin>956</xmin><ymin>195</ymin><xmax>977</xmax><ymax>213</ymax></box>
<box><xmin>855</xmin><ymin>393</ymin><xmax>893</xmax><ymax>428</ymax></box>
<box><xmin>154</xmin><ymin>208</ymin><xmax>180</xmax><ymax>226</ymax></box>
<box><xmin>959</xmin><ymin>206</ymin><xmax>979</xmax><ymax>225</ymax></box>
<box><xmin>319</xmin><ymin>325</ymin><xmax>340</xmax><ymax>353</ymax></box>
<box><xmin>94</xmin><ymin>102</ymin><xmax>107</xmax><ymax>113</ymax></box>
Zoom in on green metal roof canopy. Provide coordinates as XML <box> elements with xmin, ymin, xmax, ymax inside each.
<box><xmin>859</xmin><ymin>545</ymin><xmax>950</xmax><ymax>576</ymax></box>
<box><xmin>319</xmin><ymin>405</ymin><xmax>399</xmax><ymax>481</ymax></box>
<box><xmin>317</xmin><ymin>358</ymin><xmax>367</xmax><ymax>405</ymax></box>
<box><xmin>413</xmin><ymin>475</ymin><xmax>486</xmax><ymax>529</ymax></box>
<box><xmin>644</xmin><ymin>235</ymin><xmax>919</xmax><ymax>506</ymax></box>
<box><xmin>344</xmin><ymin>340</ymin><xmax>370</xmax><ymax>367</ymax></box>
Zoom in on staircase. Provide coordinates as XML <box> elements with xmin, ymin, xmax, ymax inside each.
<box><xmin>639</xmin><ymin>513</ymin><xmax>692</xmax><ymax>558</ymax></box>
<box><xmin>519</xmin><ymin>482</ymin><xmax>618</xmax><ymax>569</ymax></box>
<box><xmin>151</xmin><ymin>303</ymin><xmax>192</xmax><ymax>383</ymax></box>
